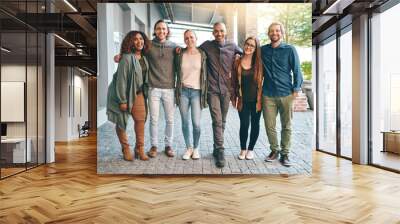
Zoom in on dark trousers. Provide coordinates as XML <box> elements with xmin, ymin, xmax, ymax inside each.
<box><xmin>207</xmin><ymin>92</ymin><xmax>230</xmax><ymax>150</ymax></box>
<box><xmin>238</xmin><ymin>101</ymin><xmax>261</xmax><ymax>150</ymax></box>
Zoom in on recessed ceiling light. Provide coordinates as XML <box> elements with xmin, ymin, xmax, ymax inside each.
<box><xmin>78</xmin><ymin>67</ymin><xmax>93</xmax><ymax>76</ymax></box>
<box><xmin>54</xmin><ymin>34</ymin><xmax>75</xmax><ymax>48</ymax></box>
<box><xmin>63</xmin><ymin>0</ymin><xmax>78</xmax><ymax>12</ymax></box>
<box><xmin>1</xmin><ymin>47</ymin><xmax>11</xmax><ymax>53</ymax></box>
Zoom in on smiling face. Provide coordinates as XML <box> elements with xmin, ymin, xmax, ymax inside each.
<box><xmin>133</xmin><ymin>33</ymin><xmax>144</xmax><ymax>52</ymax></box>
<box><xmin>213</xmin><ymin>23</ymin><xmax>226</xmax><ymax>43</ymax></box>
<box><xmin>268</xmin><ymin>24</ymin><xmax>283</xmax><ymax>43</ymax></box>
<box><xmin>244</xmin><ymin>38</ymin><xmax>256</xmax><ymax>56</ymax></box>
<box><xmin>184</xmin><ymin>30</ymin><xmax>197</xmax><ymax>48</ymax></box>
<box><xmin>154</xmin><ymin>21</ymin><xmax>168</xmax><ymax>41</ymax></box>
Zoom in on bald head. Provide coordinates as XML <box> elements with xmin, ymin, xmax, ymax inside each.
<box><xmin>213</xmin><ymin>22</ymin><xmax>226</xmax><ymax>43</ymax></box>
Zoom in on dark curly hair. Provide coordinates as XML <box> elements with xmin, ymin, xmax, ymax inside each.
<box><xmin>120</xmin><ymin>31</ymin><xmax>150</xmax><ymax>55</ymax></box>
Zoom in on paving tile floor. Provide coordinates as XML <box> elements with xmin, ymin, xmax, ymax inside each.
<box><xmin>97</xmin><ymin>105</ymin><xmax>313</xmax><ymax>175</ymax></box>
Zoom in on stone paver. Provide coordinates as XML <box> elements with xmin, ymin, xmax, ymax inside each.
<box><xmin>98</xmin><ymin>105</ymin><xmax>313</xmax><ymax>175</ymax></box>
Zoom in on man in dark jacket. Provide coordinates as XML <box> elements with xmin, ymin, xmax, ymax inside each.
<box><xmin>199</xmin><ymin>22</ymin><xmax>242</xmax><ymax>168</ymax></box>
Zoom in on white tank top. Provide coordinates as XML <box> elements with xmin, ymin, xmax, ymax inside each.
<box><xmin>181</xmin><ymin>51</ymin><xmax>201</xmax><ymax>90</ymax></box>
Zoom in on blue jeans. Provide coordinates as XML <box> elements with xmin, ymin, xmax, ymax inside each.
<box><xmin>179</xmin><ymin>87</ymin><xmax>202</xmax><ymax>149</ymax></box>
<box><xmin>149</xmin><ymin>87</ymin><xmax>175</xmax><ymax>147</ymax></box>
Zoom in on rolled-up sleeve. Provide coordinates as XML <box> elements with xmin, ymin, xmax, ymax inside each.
<box><xmin>290</xmin><ymin>46</ymin><xmax>303</xmax><ymax>92</ymax></box>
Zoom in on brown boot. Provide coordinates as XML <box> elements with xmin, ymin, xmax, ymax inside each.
<box><xmin>147</xmin><ymin>146</ymin><xmax>158</xmax><ymax>158</ymax></box>
<box><xmin>116</xmin><ymin>127</ymin><xmax>133</xmax><ymax>161</ymax></box>
<box><xmin>135</xmin><ymin>145</ymin><xmax>149</xmax><ymax>161</ymax></box>
<box><xmin>122</xmin><ymin>147</ymin><xmax>133</xmax><ymax>161</ymax></box>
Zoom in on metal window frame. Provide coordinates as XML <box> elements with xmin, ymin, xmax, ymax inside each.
<box><xmin>368</xmin><ymin>1</ymin><xmax>400</xmax><ymax>172</ymax></box>
<box><xmin>315</xmin><ymin>23</ymin><xmax>353</xmax><ymax>162</ymax></box>
<box><xmin>0</xmin><ymin>0</ymin><xmax>47</xmax><ymax>180</ymax></box>
<box><xmin>315</xmin><ymin>0</ymin><xmax>400</xmax><ymax>172</ymax></box>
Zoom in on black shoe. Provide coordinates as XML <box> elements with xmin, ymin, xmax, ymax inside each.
<box><xmin>265</xmin><ymin>151</ymin><xmax>279</xmax><ymax>162</ymax></box>
<box><xmin>279</xmin><ymin>154</ymin><xmax>292</xmax><ymax>167</ymax></box>
<box><xmin>213</xmin><ymin>147</ymin><xmax>218</xmax><ymax>158</ymax></box>
<box><xmin>215</xmin><ymin>149</ymin><xmax>225</xmax><ymax>168</ymax></box>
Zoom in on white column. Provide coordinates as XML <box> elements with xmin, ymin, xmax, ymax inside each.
<box><xmin>46</xmin><ymin>32</ymin><xmax>55</xmax><ymax>163</ymax></box>
<box><xmin>352</xmin><ymin>14</ymin><xmax>369</xmax><ymax>164</ymax></box>
<box><xmin>97</xmin><ymin>3</ymin><xmax>114</xmax><ymax>127</ymax></box>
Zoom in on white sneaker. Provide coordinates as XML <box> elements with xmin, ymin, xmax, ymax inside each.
<box><xmin>182</xmin><ymin>147</ymin><xmax>193</xmax><ymax>160</ymax></box>
<box><xmin>246</xmin><ymin>150</ymin><xmax>254</xmax><ymax>160</ymax></box>
<box><xmin>192</xmin><ymin>148</ymin><xmax>200</xmax><ymax>160</ymax></box>
<box><xmin>238</xmin><ymin>150</ymin><xmax>247</xmax><ymax>160</ymax></box>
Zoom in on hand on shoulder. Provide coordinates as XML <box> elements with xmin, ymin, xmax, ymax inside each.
<box><xmin>114</xmin><ymin>54</ymin><xmax>122</xmax><ymax>63</ymax></box>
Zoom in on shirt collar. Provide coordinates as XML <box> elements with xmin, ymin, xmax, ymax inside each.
<box><xmin>213</xmin><ymin>39</ymin><xmax>225</xmax><ymax>47</ymax></box>
<box><xmin>270</xmin><ymin>42</ymin><xmax>285</xmax><ymax>49</ymax></box>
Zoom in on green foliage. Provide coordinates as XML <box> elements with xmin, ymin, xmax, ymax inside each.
<box><xmin>258</xmin><ymin>4</ymin><xmax>312</xmax><ymax>48</ymax></box>
<box><xmin>301</xmin><ymin>61</ymin><xmax>312</xmax><ymax>80</ymax></box>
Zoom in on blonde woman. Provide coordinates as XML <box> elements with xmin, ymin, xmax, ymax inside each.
<box><xmin>175</xmin><ymin>30</ymin><xmax>208</xmax><ymax>160</ymax></box>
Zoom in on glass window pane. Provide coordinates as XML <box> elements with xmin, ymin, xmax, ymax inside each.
<box><xmin>27</xmin><ymin>31</ymin><xmax>38</xmax><ymax>169</ymax></box>
<box><xmin>371</xmin><ymin>4</ymin><xmax>400</xmax><ymax>171</ymax></box>
<box><xmin>318</xmin><ymin>36</ymin><xmax>337</xmax><ymax>154</ymax></box>
<box><xmin>1</xmin><ymin>31</ymin><xmax>27</xmax><ymax>177</ymax></box>
<box><xmin>340</xmin><ymin>29</ymin><xmax>352</xmax><ymax>158</ymax></box>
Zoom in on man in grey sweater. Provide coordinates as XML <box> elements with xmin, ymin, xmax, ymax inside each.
<box><xmin>113</xmin><ymin>20</ymin><xmax>178</xmax><ymax>158</ymax></box>
<box><xmin>200</xmin><ymin>22</ymin><xmax>242</xmax><ymax>167</ymax></box>
<box><xmin>146</xmin><ymin>20</ymin><xmax>177</xmax><ymax>158</ymax></box>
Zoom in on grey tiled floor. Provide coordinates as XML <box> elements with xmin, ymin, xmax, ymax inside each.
<box><xmin>97</xmin><ymin>105</ymin><xmax>313</xmax><ymax>175</ymax></box>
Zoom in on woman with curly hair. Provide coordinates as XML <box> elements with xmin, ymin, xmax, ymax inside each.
<box><xmin>107</xmin><ymin>31</ymin><xmax>150</xmax><ymax>161</ymax></box>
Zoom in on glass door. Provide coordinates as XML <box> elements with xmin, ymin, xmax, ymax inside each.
<box><xmin>317</xmin><ymin>35</ymin><xmax>337</xmax><ymax>155</ymax></box>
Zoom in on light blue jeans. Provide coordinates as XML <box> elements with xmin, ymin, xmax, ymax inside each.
<box><xmin>149</xmin><ymin>87</ymin><xmax>175</xmax><ymax>147</ymax></box>
<box><xmin>179</xmin><ymin>87</ymin><xmax>202</xmax><ymax>149</ymax></box>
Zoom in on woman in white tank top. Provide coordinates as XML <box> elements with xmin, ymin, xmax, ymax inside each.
<box><xmin>175</xmin><ymin>30</ymin><xmax>208</xmax><ymax>160</ymax></box>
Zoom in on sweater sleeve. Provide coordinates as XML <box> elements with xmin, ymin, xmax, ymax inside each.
<box><xmin>115</xmin><ymin>54</ymin><xmax>129</xmax><ymax>104</ymax></box>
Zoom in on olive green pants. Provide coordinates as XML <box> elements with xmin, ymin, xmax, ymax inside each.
<box><xmin>262</xmin><ymin>95</ymin><xmax>294</xmax><ymax>155</ymax></box>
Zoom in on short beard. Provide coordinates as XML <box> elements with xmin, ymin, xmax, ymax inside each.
<box><xmin>270</xmin><ymin>37</ymin><xmax>281</xmax><ymax>43</ymax></box>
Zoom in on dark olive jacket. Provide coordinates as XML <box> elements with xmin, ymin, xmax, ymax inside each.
<box><xmin>107</xmin><ymin>54</ymin><xmax>149</xmax><ymax>130</ymax></box>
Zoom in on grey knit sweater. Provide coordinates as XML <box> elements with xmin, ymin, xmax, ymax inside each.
<box><xmin>146</xmin><ymin>38</ymin><xmax>177</xmax><ymax>89</ymax></box>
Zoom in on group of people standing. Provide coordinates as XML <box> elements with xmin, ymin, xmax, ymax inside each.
<box><xmin>107</xmin><ymin>19</ymin><xmax>303</xmax><ymax>168</ymax></box>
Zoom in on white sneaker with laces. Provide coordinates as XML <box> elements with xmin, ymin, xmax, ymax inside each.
<box><xmin>246</xmin><ymin>150</ymin><xmax>254</xmax><ymax>160</ymax></box>
<box><xmin>192</xmin><ymin>148</ymin><xmax>200</xmax><ymax>160</ymax></box>
<box><xmin>182</xmin><ymin>147</ymin><xmax>193</xmax><ymax>160</ymax></box>
<box><xmin>238</xmin><ymin>150</ymin><xmax>247</xmax><ymax>160</ymax></box>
